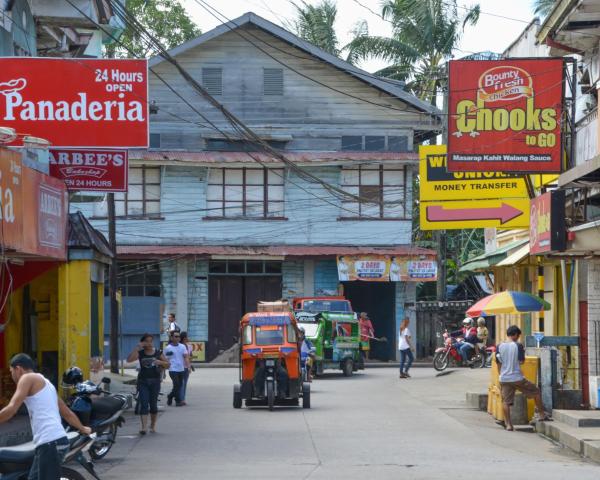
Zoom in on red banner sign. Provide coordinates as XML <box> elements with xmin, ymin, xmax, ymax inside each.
<box><xmin>49</xmin><ymin>149</ymin><xmax>128</xmax><ymax>192</ymax></box>
<box><xmin>21</xmin><ymin>167</ymin><xmax>68</xmax><ymax>260</ymax></box>
<box><xmin>0</xmin><ymin>148</ymin><xmax>23</xmax><ymax>250</ymax></box>
<box><xmin>530</xmin><ymin>191</ymin><xmax>566</xmax><ymax>254</ymax></box>
<box><xmin>0</xmin><ymin>58</ymin><xmax>148</xmax><ymax>148</ymax></box>
<box><xmin>447</xmin><ymin>59</ymin><xmax>564</xmax><ymax>173</ymax></box>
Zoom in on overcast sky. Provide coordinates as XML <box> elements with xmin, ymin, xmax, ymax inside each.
<box><xmin>182</xmin><ymin>0</ymin><xmax>540</xmax><ymax>72</ymax></box>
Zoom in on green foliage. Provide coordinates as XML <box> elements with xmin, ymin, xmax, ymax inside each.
<box><xmin>345</xmin><ymin>0</ymin><xmax>480</xmax><ymax>103</ymax></box>
<box><xmin>107</xmin><ymin>0</ymin><xmax>201</xmax><ymax>58</ymax></box>
<box><xmin>289</xmin><ymin>0</ymin><xmax>340</xmax><ymax>56</ymax></box>
<box><xmin>532</xmin><ymin>0</ymin><xmax>557</xmax><ymax>17</ymax></box>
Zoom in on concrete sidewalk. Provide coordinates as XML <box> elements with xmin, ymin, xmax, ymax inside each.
<box><xmin>535</xmin><ymin>410</ymin><xmax>600</xmax><ymax>463</ymax></box>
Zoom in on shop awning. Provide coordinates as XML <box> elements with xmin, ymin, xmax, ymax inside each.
<box><xmin>459</xmin><ymin>239</ymin><xmax>528</xmax><ymax>273</ymax></box>
<box><xmin>496</xmin><ymin>243</ymin><xmax>530</xmax><ymax>267</ymax></box>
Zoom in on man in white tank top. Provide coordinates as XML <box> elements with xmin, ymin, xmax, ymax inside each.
<box><xmin>0</xmin><ymin>353</ymin><xmax>92</xmax><ymax>479</ymax></box>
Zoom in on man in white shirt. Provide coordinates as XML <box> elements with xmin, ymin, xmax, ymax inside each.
<box><xmin>165</xmin><ymin>313</ymin><xmax>180</xmax><ymax>335</ymax></box>
<box><xmin>164</xmin><ymin>332</ymin><xmax>189</xmax><ymax>407</ymax></box>
<box><xmin>0</xmin><ymin>353</ymin><xmax>91</xmax><ymax>479</ymax></box>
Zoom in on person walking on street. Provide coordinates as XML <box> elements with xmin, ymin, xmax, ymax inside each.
<box><xmin>165</xmin><ymin>331</ymin><xmax>189</xmax><ymax>407</ymax></box>
<box><xmin>165</xmin><ymin>313</ymin><xmax>181</xmax><ymax>335</ymax></box>
<box><xmin>496</xmin><ymin>325</ymin><xmax>552</xmax><ymax>431</ymax></box>
<box><xmin>398</xmin><ymin>318</ymin><xmax>414</xmax><ymax>379</ymax></box>
<box><xmin>0</xmin><ymin>353</ymin><xmax>92</xmax><ymax>480</ymax></box>
<box><xmin>127</xmin><ymin>333</ymin><xmax>170</xmax><ymax>435</ymax></box>
<box><xmin>180</xmin><ymin>332</ymin><xmax>194</xmax><ymax>404</ymax></box>
<box><xmin>359</xmin><ymin>312</ymin><xmax>375</xmax><ymax>361</ymax></box>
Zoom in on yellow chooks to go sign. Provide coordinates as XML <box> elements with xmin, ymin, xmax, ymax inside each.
<box><xmin>419</xmin><ymin>145</ymin><xmax>529</xmax><ymax>202</ymax></box>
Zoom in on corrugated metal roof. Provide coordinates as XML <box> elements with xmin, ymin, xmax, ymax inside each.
<box><xmin>69</xmin><ymin>212</ymin><xmax>113</xmax><ymax>258</ymax></box>
<box><xmin>149</xmin><ymin>12</ymin><xmax>442</xmax><ymax>118</ymax></box>
<box><xmin>459</xmin><ymin>239</ymin><xmax>528</xmax><ymax>273</ymax></box>
<box><xmin>128</xmin><ymin>150</ymin><xmax>419</xmax><ymax>164</ymax></box>
<box><xmin>117</xmin><ymin>245</ymin><xmax>436</xmax><ymax>258</ymax></box>
<box><xmin>496</xmin><ymin>243</ymin><xmax>530</xmax><ymax>267</ymax></box>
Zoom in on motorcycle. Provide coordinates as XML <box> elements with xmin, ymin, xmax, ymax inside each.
<box><xmin>63</xmin><ymin>369</ymin><xmax>127</xmax><ymax>461</ymax></box>
<box><xmin>0</xmin><ymin>431</ymin><xmax>100</xmax><ymax>480</ymax></box>
<box><xmin>433</xmin><ymin>330</ymin><xmax>485</xmax><ymax>371</ymax></box>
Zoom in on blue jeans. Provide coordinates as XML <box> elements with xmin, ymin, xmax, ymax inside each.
<box><xmin>399</xmin><ymin>348</ymin><xmax>413</xmax><ymax>374</ymax></box>
<box><xmin>459</xmin><ymin>342</ymin><xmax>474</xmax><ymax>363</ymax></box>
<box><xmin>181</xmin><ymin>368</ymin><xmax>190</xmax><ymax>401</ymax></box>
<box><xmin>138</xmin><ymin>377</ymin><xmax>161</xmax><ymax>415</ymax></box>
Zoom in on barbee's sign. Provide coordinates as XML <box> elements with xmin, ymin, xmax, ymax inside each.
<box><xmin>0</xmin><ymin>58</ymin><xmax>148</xmax><ymax>148</ymax></box>
<box><xmin>49</xmin><ymin>149</ymin><xmax>128</xmax><ymax>192</ymax></box>
<box><xmin>447</xmin><ymin>59</ymin><xmax>564</xmax><ymax>173</ymax></box>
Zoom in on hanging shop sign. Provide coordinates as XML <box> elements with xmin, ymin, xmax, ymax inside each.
<box><xmin>337</xmin><ymin>255</ymin><xmax>437</xmax><ymax>282</ymax></box>
<box><xmin>390</xmin><ymin>257</ymin><xmax>438</xmax><ymax>282</ymax></box>
<box><xmin>21</xmin><ymin>167</ymin><xmax>68</xmax><ymax>260</ymax></box>
<box><xmin>530</xmin><ymin>190</ymin><xmax>566</xmax><ymax>254</ymax></box>
<box><xmin>0</xmin><ymin>148</ymin><xmax>23</xmax><ymax>250</ymax></box>
<box><xmin>338</xmin><ymin>255</ymin><xmax>390</xmax><ymax>282</ymax></box>
<box><xmin>419</xmin><ymin>145</ymin><xmax>528</xmax><ymax>201</ymax></box>
<box><xmin>49</xmin><ymin>149</ymin><xmax>128</xmax><ymax>192</ymax></box>
<box><xmin>0</xmin><ymin>57</ymin><xmax>148</xmax><ymax>148</ymax></box>
<box><xmin>447</xmin><ymin>58</ymin><xmax>564</xmax><ymax>173</ymax></box>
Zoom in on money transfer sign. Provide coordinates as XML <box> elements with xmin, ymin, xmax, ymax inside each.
<box><xmin>447</xmin><ymin>58</ymin><xmax>564</xmax><ymax>173</ymax></box>
<box><xmin>0</xmin><ymin>57</ymin><xmax>148</xmax><ymax>148</ymax></box>
<box><xmin>419</xmin><ymin>145</ymin><xmax>528</xmax><ymax>201</ymax></box>
<box><xmin>49</xmin><ymin>149</ymin><xmax>128</xmax><ymax>192</ymax></box>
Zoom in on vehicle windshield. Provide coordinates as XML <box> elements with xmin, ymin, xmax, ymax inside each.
<box><xmin>301</xmin><ymin>300</ymin><xmax>350</xmax><ymax>313</ymax></box>
<box><xmin>299</xmin><ymin>323</ymin><xmax>319</xmax><ymax>337</ymax></box>
<box><xmin>255</xmin><ymin>325</ymin><xmax>284</xmax><ymax>345</ymax></box>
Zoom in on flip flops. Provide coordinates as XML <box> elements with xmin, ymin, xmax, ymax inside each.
<box><xmin>495</xmin><ymin>420</ymin><xmax>514</xmax><ymax>431</ymax></box>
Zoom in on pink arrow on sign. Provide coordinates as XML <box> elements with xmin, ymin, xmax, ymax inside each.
<box><xmin>426</xmin><ymin>203</ymin><xmax>523</xmax><ymax>224</ymax></box>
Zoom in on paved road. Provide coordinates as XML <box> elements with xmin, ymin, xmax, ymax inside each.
<box><xmin>96</xmin><ymin>368</ymin><xmax>599</xmax><ymax>479</ymax></box>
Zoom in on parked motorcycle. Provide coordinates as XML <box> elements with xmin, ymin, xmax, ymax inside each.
<box><xmin>63</xmin><ymin>368</ymin><xmax>127</xmax><ymax>461</ymax></box>
<box><xmin>433</xmin><ymin>331</ymin><xmax>485</xmax><ymax>371</ymax></box>
<box><xmin>0</xmin><ymin>431</ymin><xmax>99</xmax><ymax>480</ymax></box>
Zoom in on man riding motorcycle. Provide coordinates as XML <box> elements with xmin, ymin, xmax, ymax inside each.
<box><xmin>299</xmin><ymin>327</ymin><xmax>316</xmax><ymax>382</ymax></box>
<box><xmin>450</xmin><ymin>318</ymin><xmax>479</xmax><ymax>365</ymax></box>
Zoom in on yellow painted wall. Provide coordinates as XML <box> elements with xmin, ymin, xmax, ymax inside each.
<box><xmin>58</xmin><ymin>261</ymin><xmax>92</xmax><ymax>379</ymax></box>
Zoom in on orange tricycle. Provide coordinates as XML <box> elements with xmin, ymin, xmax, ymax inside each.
<box><xmin>233</xmin><ymin>311</ymin><xmax>310</xmax><ymax>410</ymax></box>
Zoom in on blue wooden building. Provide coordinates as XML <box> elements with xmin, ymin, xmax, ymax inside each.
<box><xmin>74</xmin><ymin>13</ymin><xmax>441</xmax><ymax>361</ymax></box>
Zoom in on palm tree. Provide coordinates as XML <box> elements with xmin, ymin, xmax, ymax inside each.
<box><xmin>532</xmin><ymin>0</ymin><xmax>557</xmax><ymax>18</ymax></box>
<box><xmin>289</xmin><ymin>0</ymin><xmax>340</xmax><ymax>56</ymax></box>
<box><xmin>345</xmin><ymin>0</ymin><xmax>480</xmax><ymax>104</ymax></box>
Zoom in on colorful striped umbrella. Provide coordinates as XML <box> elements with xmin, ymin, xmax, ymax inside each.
<box><xmin>466</xmin><ymin>291</ymin><xmax>550</xmax><ymax>317</ymax></box>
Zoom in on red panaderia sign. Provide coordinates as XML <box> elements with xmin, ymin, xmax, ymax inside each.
<box><xmin>0</xmin><ymin>58</ymin><xmax>148</xmax><ymax>148</ymax></box>
<box><xmin>49</xmin><ymin>149</ymin><xmax>128</xmax><ymax>192</ymax></box>
<box><xmin>447</xmin><ymin>59</ymin><xmax>564</xmax><ymax>173</ymax></box>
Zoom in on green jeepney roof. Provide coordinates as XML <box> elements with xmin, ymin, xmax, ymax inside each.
<box><xmin>320</xmin><ymin>312</ymin><xmax>358</xmax><ymax>323</ymax></box>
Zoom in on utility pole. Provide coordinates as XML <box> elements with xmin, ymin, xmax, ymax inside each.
<box><xmin>437</xmin><ymin>71</ymin><xmax>449</xmax><ymax>302</ymax></box>
<box><xmin>108</xmin><ymin>192</ymin><xmax>119</xmax><ymax>374</ymax></box>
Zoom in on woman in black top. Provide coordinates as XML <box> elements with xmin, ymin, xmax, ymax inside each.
<box><xmin>127</xmin><ymin>333</ymin><xmax>170</xmax><ymax>434</ymax></box>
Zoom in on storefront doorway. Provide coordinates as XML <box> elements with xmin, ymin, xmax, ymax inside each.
<box><xmin>343</xmin><ymin>282</ymin><xmax>396</xmax><ymax>361</ymax></box>
<box><xmin>208</xmin><ymin>260</ymin><xmax>282</xmax><ymax>361</ymax></box>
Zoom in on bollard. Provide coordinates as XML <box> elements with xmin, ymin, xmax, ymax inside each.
<box><xmin>511</xmin><ymin>393</ymin><xmax>529</xmax><ymax>425</ymax></box>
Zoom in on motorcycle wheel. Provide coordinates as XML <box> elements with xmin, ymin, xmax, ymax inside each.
<box><xmin>90</xmin><ymin>423</ymin><xmax>117</xmax><ymax>460</ymax></box>
<box><xmin>433</xmin><ymin>351</ymin><xmax>449</xmax><ymax>372</ymax></box>
<box><xmin>266</xmin><ymin>381</ymin><xmax>275</xmax><ymax>411</ymax></box>
<box><xmin>471</xmin><ymin>353</ymin><xmax>486</xmax><ymax>369</ymax></box>
<box><xmin>59</xmin><ymin>466</ymin><xmax>86</xmax><ymax>480</ymax></box>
